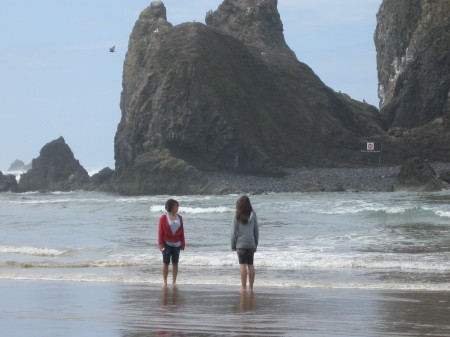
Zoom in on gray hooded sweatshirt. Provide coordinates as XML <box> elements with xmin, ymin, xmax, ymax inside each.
<box><xmin>231</xmin><ymin>212</ymin><xmax>259</xmax><ymax>250</ymax></box>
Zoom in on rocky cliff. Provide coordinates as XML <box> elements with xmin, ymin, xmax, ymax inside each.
<box><xmin>114</xmin><ymin>0</ymin><xmax>384</xmax><ymax>195</ymax></box>
<box><xmin>375</xmin><ymin>0</ymin><xmax>450</xmax><ymax>127</ymax></box>
<box><xmin>374</xmin><ymin>0</ymin><xmax>450</xmax><ymax>165</ymax></box>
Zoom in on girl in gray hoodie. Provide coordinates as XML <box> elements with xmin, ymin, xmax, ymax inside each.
<box><xmin>231</xmin><ymin>195</ymin><xmax>259</xmax><ymax>292</ymax></box>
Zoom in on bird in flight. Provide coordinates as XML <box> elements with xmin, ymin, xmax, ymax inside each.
<box><xmin>109</xmin><ymin>45</ymin><xmax>116</xmax><ymax>52</ymax></box>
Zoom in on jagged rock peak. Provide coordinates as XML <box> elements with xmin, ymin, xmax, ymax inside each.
<box><xmin>128</xmin><ymin>0</ymin><xmax>172</xmax><ymax>51</ymax></box>
<box><xmin>139</xmin><ymin>1</ymin><xmax>167</xmax><ymax>21</ymax></box>
<box><xmin>206</xmin><ymin>0</ymin><xmax>294</xmax><ymax>56</ymax></box>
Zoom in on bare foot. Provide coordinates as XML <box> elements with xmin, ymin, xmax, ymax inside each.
<box><xmin>248</xmin><ymin>288</ymin><xmax>254</xmax><ymax>293</ymax></box>
<box><xmin>240</xmin><ymin>287</ymin><xmax>247</xmax><ymax>293</ymax></box>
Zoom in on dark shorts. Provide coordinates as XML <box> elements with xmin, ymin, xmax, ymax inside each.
<box><xmin>162</xmin><ymin>242</ymin><xmax>181</xmax><ymax>264</ymax></box>
<box><xmin>237</xmin><ymin>248</ymin><xmax>256</xmax><ymax>265</ymax></box>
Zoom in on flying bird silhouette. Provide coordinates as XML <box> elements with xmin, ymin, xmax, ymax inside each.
<box><xmin>109</xmin><ymin>45</ymin><xmax>116</xmax><ymax>52</ymax></box>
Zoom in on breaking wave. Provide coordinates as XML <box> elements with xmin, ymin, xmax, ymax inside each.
<box><xmin>0</xmin><ymin>246</ymin><xmax>68</xmax><ymax>257</ymax></box>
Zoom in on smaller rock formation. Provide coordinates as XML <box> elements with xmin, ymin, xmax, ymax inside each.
<box><xmin>0</xmin><ymin>171</ymin><xmax>18</xmax><ymax>192</ymax></box>
<box><xmin>90</xmin><ymin>167</ymin><xmax>115</xmax><ymax>187</ymax></box>
<box><xmin>7</xmin><ymin>160</ymin><xmax>31</xmax><ymax>172</ymax></box>
<box><xmin>18</xmin><ymin>137</ymin><xmax>90</xmax><ymax>192</ymax></box>
<box><xmin>395</xmin><ymin>157</ymin><xmax>449</xmax><ymax>191</ymax></box>
<box><xmin>86</xmin><ymin>167</ymin><xmax>116</xmax><ymax>191</ymax></box>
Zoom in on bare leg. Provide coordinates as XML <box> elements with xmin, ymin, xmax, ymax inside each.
<box><xmin>162</xmin><ymin>263</ymin><xmax>169</xmax><ymax>287</ymax></box>
<box><xmin>172</xmin><ymin>263</ymin><xmax>178</xmax><ymax>286</ymax></box>
<box><xmin>248</xmin><ymin>265</ymin><xmax>255</xmax><ymax>292</ymax></box>
<box><xmin>240</xmin><ymin>264</ymin><xmax>247</xmax><ymax>292</ymax></box>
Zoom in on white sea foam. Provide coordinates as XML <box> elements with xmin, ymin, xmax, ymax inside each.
<box><xmin>435</xmin><ymin>210</ymin><xmax>450</xmax><ymax>218</ymax></box>
<box><xmin>150</xmin><ymin>205</ymin><xmax>166</xmax><ymax>212</ymax></box>
<box><xmin>0</xmin><ymin>246</ymin><xmax>68</xmax><ymax>257</ymax></box>
<box><xmin>116</xmin><ymin>197</ymin><xmax>153</xmax><ymax>203</ymax></box>
<box><xmin>150</xmin><ymin>205</ymin><xmax>232</xmax><ymax>214</ymax></box>
<box><xmin>7</xmin><ymin>197</ymin><xmax>110</xmax><ymax>205</ymax></box>
<box><xmin>182</xmin><ymin>206</ymin><xmax>231</xmax><ymax>214</ymax></box>
<box><xmin>4</xmin><ymin>170</ymin><xmax>24</xmax><ymax>182</ymax></box>
<box><xmin>179</xmin><ymin>251</ymin><xmax>450</xmax><ymax>272</ymax></box>
<box><xmin>11</xmin><ymin>250</ymin><xmax>447</xmax><ymax>273</ymax></box>
<box><xmin>0</xmin><ymin>273</ymin><xmax>448</xmax><ymax>291</ymax></box>
<box><xmin>5</xmin><ymin>260</ymin><xmax>147</xmax><ymax>269</ymax></box>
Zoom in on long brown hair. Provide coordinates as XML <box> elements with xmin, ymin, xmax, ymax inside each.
<box><xmin>235</xmin><ymin>195</ymin><xmax>253</xmax><ymax>224</ymax></box>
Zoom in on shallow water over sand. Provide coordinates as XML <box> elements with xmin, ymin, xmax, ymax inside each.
<box><xmin>1</xmin><ymin>281</ymin><xmax>450</xmax><ymax>337</ymax></box>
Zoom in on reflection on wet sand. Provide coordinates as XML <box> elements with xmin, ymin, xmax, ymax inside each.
<box><xmin>160</xmin><ymin>286</ymin><xmax>180</xmax><ymax>306</ymax></box>
<box><xmin>116</xmin><ymin>285</ymin><xmax>450</xmax><ymax>337</ymax></box>
<box><xmin>2</xmin><ymin>280</ymin><xmax>450</xmax><ymax>337</ymax></box>
<box><xmin>239</xmin><ymin>291</ymin><xmax>254</xmax><ymax>312</ymax></box>
<box><xmin>156</xmin><ymin>287</ymin><xmax>186</xmax><ymax>336</ymax></box>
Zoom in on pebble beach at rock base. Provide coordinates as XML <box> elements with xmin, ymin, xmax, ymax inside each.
<box><xmin>204</xmin><ymin>163</ymin><xmax>450</xmax><ymax>194</ymax></box>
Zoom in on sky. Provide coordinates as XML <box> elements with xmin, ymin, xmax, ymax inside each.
<box><xmin>0</xmin><ymin>0</ymin><xmax>383</xmax><ymax>173</ymax></box>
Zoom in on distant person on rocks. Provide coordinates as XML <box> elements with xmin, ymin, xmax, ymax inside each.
<box><xmin>231</xmin><ymin>195</ymin><xmax>259</xmax><ymax>293</ymax></box>
<box><xmin>158</xmin><ymin>199</ymin><xmax>185</xmax><ymax>287</ymax></box>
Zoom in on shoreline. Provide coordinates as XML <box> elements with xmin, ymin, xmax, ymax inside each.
<box><xmin>204</xmin><ymin>162</ymin><xmax>450</xmax><ymax>194</ymax></box>
<box><xmin>2</xmin><ymin>279</ymin><xmax>449</xmax><ymax>336</ymax></box>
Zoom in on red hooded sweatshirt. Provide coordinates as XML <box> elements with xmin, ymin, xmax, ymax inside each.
<box><xmin>158</xmin><ymin>214</ymin><xmax>185</xmax><ymax>250</ymax></box>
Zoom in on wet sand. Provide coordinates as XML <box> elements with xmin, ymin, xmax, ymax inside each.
<box><xmin>1</xmin><ymin>280</ymin><xmax>449</xmax><ymax>337</ymax></box>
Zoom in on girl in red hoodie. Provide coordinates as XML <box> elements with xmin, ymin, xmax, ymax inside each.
<box><xmin>158</xmin><ymin>199</ymin><xmax>185</xmax><ymax>287</ymax></box>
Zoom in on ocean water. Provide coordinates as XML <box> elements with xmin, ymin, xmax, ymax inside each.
<box><xmin>1</xmin><ymin>190</ymin><xmax>449</xmax><ymax>291</ymax></box>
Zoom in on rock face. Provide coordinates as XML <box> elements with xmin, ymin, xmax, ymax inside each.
<box><xmin>114</xmin><ymin>0</ymin><xmax>384</xmax><ymax>195</ymax></box>
<box><xmin>0</xmin><ymin>171</ymin><xmax>18</xmax><ymax>192</ymax></box>
<box><xmin>375</xmin><ymin>0</ymin><xmax>450</xmax><ymax>127</ymax></box>
<box><xmin>18</xmin><ymin>137</ymin><xmax>90</xmax><ymax>192</ymax></box>
<box><xmin>439</xmin><ymin>169</ymin><xmax>450</xmax><ymax>184</ymax></box>
<box><xmin>205</xmin><ymin>0</ymin><xmax>294</xmax><ymax>58</ymax></box>
<box><xmin>395</xmin><ymin>157</ymin><xmax>448</xmax><ymax>191</ymax></box>
<box><xmin>373</xmin><ymin>0</ymin><xmax>450</xmax><ymax>165</ymax></box>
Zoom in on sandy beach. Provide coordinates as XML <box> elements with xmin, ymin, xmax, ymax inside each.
<box><xmin>1</xmin><ymin>280</ymin><xmax>449</xmax><ymax>337</ymax></box>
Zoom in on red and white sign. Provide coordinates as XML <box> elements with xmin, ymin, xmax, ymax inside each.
<box><xmin>366</xmin><ymin>142</ymin><xmax>375</xmax><ymax>151</ymax></box>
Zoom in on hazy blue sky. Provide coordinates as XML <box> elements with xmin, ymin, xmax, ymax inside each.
<box><xmin>0</xmin><ymin>0</ymin><xmax>382</xmax><ymax>173</ymax></box>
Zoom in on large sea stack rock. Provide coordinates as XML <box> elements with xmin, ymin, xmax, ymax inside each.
<box><xmin>18</xmin><ymin>137</ymin><xmax>89</xmax><ymax>192</ymax></box>
<box><xmin>374</xmin><ymin>0</ymin><xmax>450</xmax><ymax>164</ymax></box>
<box><xmin>375</xmin><ymin>0</ymin><xmax>450</xmax><ymax>127</ymax></box>
<box><xmin>114</xmin><ymin>0</ymin><xmax>384</xmax><ymax>195</ymax></box>
<box><xmin>0</xmin><ymin>171</ymin><xmax>18</xmax><ymax>192</ymax></box>
<box><xmin>395</xmin><ymin>157</ymin><xmax>448</xmax><ymax>191</ymax></box>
